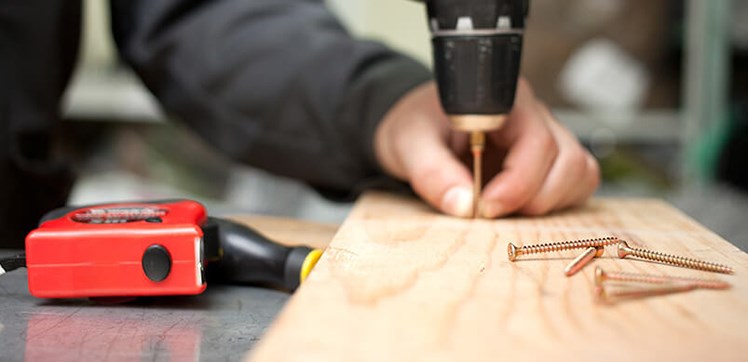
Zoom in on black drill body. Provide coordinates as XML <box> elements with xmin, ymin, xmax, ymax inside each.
<box><xmin>419</xmin><ymin>0</ymin><xmax>527</xmax><ymax>118</ymax></box>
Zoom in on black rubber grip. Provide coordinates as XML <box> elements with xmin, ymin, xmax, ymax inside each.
<box><xmin>424</xmin><ymin>0</ymin><xmax>526</xmax><ymax>30</ymax></box>
<box><xmin>205</xmin><ymin>217</ymin><xmax>311</xmax><ymax>292</ymax></box>
<box><xmin>432</xmin><ymin>34</ymin><xmax>522</xmax><ymax>115</ymax></box>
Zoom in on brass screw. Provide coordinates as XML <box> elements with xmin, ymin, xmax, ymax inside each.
<box><xmin>594</xmin><ymin>283</ymin><xmax>698</xmax><ymax>304</ymax></box>
<box><xmin>564</xmin><ymin>247</ymin><xmax>601</xmax><ymax>276</ymax></box>
<box><xmin>594</xmin><ymin>266</ymin><xmax>731</xmax><ymax>290</ymax></box>
<box><xmin>617</xmin><ymin>241</ymin><xmax>733</xmax><ymax>274</ymax></box>
<box><xmin>507</xmin><ymin>236</ymin><xmax>617</xmax><ymax>261</ymax></box>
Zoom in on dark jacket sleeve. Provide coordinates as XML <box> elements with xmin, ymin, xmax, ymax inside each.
<box><xmin>109</xmin><ymin>0</ymin><xmax>432</xmax><ymax>197</ymax></box>
<box><xmin>0</xmin><ymin>0</ymin><xmax>80</xmax><ymax>249</ymax></box>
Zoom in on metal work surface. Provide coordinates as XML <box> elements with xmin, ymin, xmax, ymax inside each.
<box><xmin>0</xmin><ymin>253</ymin><xmax>289</xmax><ymax>362</ymax></box>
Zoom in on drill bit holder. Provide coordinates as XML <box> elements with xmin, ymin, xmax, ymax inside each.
<box><xmin>423</xmin><ymin>0</ymin><xmax>526</xmax><ymax>130</ymax></box>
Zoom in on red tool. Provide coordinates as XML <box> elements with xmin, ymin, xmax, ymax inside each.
<box><xmin>25</xmin><ymin>200</ymin><xmax>208</xmax><ymax>298</ymax></box>
<box><xmin>2</xmin><ymin>200</ymin><xmax>322</xmax><ymax>299</ymax></box>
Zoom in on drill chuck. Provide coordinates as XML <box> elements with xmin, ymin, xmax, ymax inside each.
<box><xmin>421</xmin><ymin>0</ymin><xmax>528</xmax><ymax>132</ymax></box>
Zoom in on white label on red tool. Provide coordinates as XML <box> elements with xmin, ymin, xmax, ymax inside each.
<box><xmin>72</xmin><ymin>207</ymin><xmax>168</xmax><ymax>224</ymax></box>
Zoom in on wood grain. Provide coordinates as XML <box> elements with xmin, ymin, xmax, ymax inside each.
<box><xmin>250</xmin><ymin>192</ymin><xmax>748</xmax><ymax>362</ymax></box>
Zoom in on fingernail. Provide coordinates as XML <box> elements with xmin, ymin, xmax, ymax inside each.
<box><xmin>441</xmin><ymin>186</ymin><xmax>473</xmax><ymax>218</ymax></box>
<box><xmin>480</xmin><ymin>202</ymin><xmax>505</xmax><ymax>219</ymax></box>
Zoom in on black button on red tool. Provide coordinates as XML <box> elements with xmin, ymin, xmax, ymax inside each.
<box><xmin>142</xmin><ymin>245</ymin><xmax>171</xmax><ymax>282</ymax></box>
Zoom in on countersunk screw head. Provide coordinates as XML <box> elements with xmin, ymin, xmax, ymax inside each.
<box><xmin>594</xmin><ymin>246</ymin><xmax>605</xmax><ymax>257</ymax></box>
<box><xmin>617</xmin><ymin>240</ymin><xmax>632</xmax><ymax>258</ymax></box>
<box><xmin>507</xmin><ymin>236</ymin><xmax>618</xmax><ymax>262</ymax></box>
<box><xmin>616</xmin><ymin>240</ymin><xmax>732</xmax><ymax>274</ymax></box>
<box><xmin>507</xmin><ymin>243</ymin><xmax>518</xmax><ymax>261</ymax></box>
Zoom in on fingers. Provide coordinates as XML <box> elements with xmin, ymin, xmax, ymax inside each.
<box><xmin>373</xmin><ymin>82</ymin><xmax>475</xmax><ymax>217</ymax></box>
<box><xmin>480</xmin><ymin>80</ymin><xmax>600</xmax><ymax>218</ymax></box>
<box><xmin>374</xmin><ymin>79</ymin><xmax>600</xmax><ymax>219</ymax></box>
<box><xmin>406</xmin><ymin>134</ymin><xmax>475</xmax><ymax>217</ymax></box>
<box><xmin>393</xmin><ymin>100</ymin><xmax>474</xmax><ymax>217</ymax></box>
<box><xmin>558</xmin><ymin>152</ymin><xmax>600</xmax><ymax>209</ymax></box>
<box><xmin>518</xmin><ymin>112</ymin><xmax>600</xmax><ymax>215</ymax></box>
<box><xmin>479</xmin><ymin>82</ymin><xmax>559</xmax><ymax>218</ymax></box>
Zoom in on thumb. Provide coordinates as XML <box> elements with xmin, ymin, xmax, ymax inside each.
<box><xmin>404</xmin><ymin>136</ymin><xmax>474</xmax><ymax>218</ymax></box>
<box><xmin>373</xmin><ymin>82</ymin><xmax>474</xmax><ymax>217</ymax></box>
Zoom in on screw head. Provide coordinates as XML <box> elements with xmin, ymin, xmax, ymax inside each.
<box><xmin>507</xmin><ymin>243</ymin><xmax>518</xmax><ymax>261</ymax></box>
<box><xmin>617</xmin><ymin>240</ymin><xmax>631</xmax><ymax>258</ymax></box>
<box><xmin>594</xmin><ymin>246</ymin><xmax>605</xmax><ymax>257</ymax></box>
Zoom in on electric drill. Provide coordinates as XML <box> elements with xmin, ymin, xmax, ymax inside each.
<box><xmin>417</xmin><ymin>0</ymin><xmax>528</xmax><ymax>217</ymax></box>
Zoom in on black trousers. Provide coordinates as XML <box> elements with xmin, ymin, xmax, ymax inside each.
<box><xmin>0</xmin><ymin>0</ymin><xmax>80</xmax><ymax>249</ymax></box>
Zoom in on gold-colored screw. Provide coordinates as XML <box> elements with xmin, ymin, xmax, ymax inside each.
<box><xmin>564</xmin><ymin>247</ymin><xmax>601</xmax><ymax>276</ymax></box>
<box><xmin>617</xmin><ymin>240</ymin><xmax>733</xmax><ymax>274</ymax></box>
<box><xmin>594</xmin><ymin>266</ymin><xmax>731</xmax><ymax>290</ymax></box>
<box><xmin>594</xmin><ymin>283</ymin><xmax>698</xmax><ymax>304</ymax></box>
<box><xmin>507</xmin><ymin>236</ymin><xmax>617</xmax><ymax>261</ymax></box>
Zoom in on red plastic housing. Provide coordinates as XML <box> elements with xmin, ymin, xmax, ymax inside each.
<box><xmin>25</xmin><ymin>200</ymin><xmax>208</xmax><ymax>298</ymax></box>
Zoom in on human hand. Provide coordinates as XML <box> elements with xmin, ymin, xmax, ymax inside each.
<box><xmin>374</xmin><ymin>78</ymin><xmax>600</xmax><ymax>218</ymax></box>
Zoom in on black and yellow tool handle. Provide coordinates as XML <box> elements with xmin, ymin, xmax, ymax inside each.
<box><xmin>205</xmin><ymin>217</ymin><xmax>322</xmax><ymax>292</ymax></box>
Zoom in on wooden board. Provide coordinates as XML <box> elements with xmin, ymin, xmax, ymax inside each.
<box><xmin>249</xmin><ymin>192</ymin><xmax>748</xmax><ymax>362</ymax></box>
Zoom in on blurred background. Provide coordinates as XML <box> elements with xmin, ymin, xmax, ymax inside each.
<box><xmin>62</xmin><ymin>0</ymin><xmax>747</xmax><ymax>249</ymax></box>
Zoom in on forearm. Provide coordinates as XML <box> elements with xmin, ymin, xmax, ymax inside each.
<box><xmin>110</xmin><ymin>0</ymin><xmax>431</xmax><ymax>196</ymax></box>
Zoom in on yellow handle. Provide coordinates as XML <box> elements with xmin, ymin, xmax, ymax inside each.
<box><xmin>299</xmin><ymin>249</ymin><xmax>323</xmax><ymax>283</ymax></box>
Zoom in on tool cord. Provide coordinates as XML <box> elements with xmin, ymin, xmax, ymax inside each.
<box><xmin>0</xmin><ymin>254</ymin><xmax>26</xmax><ymax>276</ymax></box>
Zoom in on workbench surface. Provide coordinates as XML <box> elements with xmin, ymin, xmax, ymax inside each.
<box><xmin>0</xmin><ymin>269</ymin><xmax>287</xmax><ymax>361</ymax></box>
<box><xmin>0</xmin><ymin>216</ymin><xmax>336</xmax><ymax>361</ymax></box>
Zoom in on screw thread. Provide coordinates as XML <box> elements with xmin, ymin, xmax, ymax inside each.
<box><xmin>596</xmin><ymin>283</ymin><xmax>698</xmax><ymax>303</ymax></box>
<box><xmin>605</xmin><ymin>270</ymin><xmax>730</xmax><ymax>289</ymax></box>
<box><xmin>519</xmin><ymin>236</ymin><xmax>618</xmax><ymax>256</ymax></box>
<box><xmin>628</xmin><ymin>246</ymin><xmax>733</xmax><ymax>274</ymax></box>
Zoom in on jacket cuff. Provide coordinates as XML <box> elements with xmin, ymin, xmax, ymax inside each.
<box><xmin>323</xmin><ymin>55</ymin><xmax>432</xmax><ymax>201</ymax></box>
<box><xmin>341</xmin><ymin>55</ymin><xmax>432</xmax><ymax>178</ymax></box>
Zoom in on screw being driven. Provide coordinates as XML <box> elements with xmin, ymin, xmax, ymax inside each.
<box><xmin>616</xmin><ymin>240</ymin><xmax>733</xmax><ymax>274</ymax></box>
<box><xmin>594</xmin><ymin>266</ymin><xmax>731</xmax><ymax>290</ymax></box>
<box><xmin>507</xmin><ymin>236</ymin><xmax>618</xmax><ymax>261</ymax></box>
